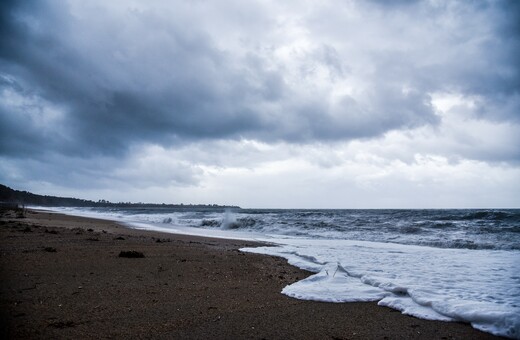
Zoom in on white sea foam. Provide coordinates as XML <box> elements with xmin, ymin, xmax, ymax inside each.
<box><xmin>242</xmin><ymin>239</ymin><xmax>520</xmax><ymax>338</ymax></box>
<box><xmin>220</xmin><ymin>209</ymin><xmax>238</xmax><ymax>229</ymax></box>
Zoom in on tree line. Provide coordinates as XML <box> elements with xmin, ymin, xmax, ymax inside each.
<box><xmin>0</xmin><ymin>184</ymin><xmax>239</xmax><ymax>209</ymax></box>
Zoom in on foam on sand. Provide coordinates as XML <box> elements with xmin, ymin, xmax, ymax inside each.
<box><xmin>242</xmin><ymin>238</ymin><xmax>520</xmax><ymax>338</ymax></box>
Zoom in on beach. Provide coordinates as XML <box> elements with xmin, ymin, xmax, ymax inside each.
<box><xmin>0</xmin><ymin>209</ymin><xmax>502</xmax><ymax>339</ymax></box>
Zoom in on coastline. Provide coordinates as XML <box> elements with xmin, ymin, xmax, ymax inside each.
<box><xmin>0</xmin><ymin>209</ymin><xmax>502</xmax><ymax>339</ymax></box>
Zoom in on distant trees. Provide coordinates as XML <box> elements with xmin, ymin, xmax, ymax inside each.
<box><xmin>0</xmin><ymin>184</ymin><xmax>240</xmax><ymax>209</ymax></box>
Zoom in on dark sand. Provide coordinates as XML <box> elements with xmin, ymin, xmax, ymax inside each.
<box><xmin>0</xmin><ymin>209</ymin><xmax>502</xmax><ymax>339</ymax></box>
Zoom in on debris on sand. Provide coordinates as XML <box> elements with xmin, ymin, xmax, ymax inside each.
<box><xmin>118</xmin><ymin>250</ymin><xmax>145</xmax><ymax>258</ymax></box>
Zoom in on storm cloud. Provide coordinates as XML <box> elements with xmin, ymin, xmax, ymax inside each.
<box><xmin>0</xmin><ymin>0</ymin><xmax>519</xmax><ymax>207</ymax></box>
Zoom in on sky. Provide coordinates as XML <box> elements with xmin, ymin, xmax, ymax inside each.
<box><xmin>0</xmin><ymin>0</ymin><xmax>519</xmax><ymax>208</ymax></box>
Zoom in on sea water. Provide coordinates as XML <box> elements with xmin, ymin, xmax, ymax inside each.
<box><xmin>44</xmin><ymin>207</ymin><xmax>520</xmax><ymax>338</ymax></box>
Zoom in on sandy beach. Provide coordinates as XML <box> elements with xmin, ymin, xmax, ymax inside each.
<box><xmin>0</xmin><ymin>209</ymin><xmax>502</xmax><ymax>339</ymax></box>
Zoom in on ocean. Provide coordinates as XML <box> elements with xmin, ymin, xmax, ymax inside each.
<box><xmin>45</xmin><ymin>207</ymin><xmax>520</xmax><ymax>338</ymax></box>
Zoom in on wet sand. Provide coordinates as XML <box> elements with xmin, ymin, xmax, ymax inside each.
<box><xmin>0</xmin><ymin>209</ymin><xmax>502</xmax><ymax>339</ymax></box>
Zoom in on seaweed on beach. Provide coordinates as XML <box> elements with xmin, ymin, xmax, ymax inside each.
<box><xmin>118</xmin><ymin>250</ymin><xmax>145</xmax><ymax>258</ymax></box>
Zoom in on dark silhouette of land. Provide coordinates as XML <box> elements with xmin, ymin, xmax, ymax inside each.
<box><xmin>0</xmin><ymin>184</ymin><xmax>239</xmax><ymax>209</ymax></box>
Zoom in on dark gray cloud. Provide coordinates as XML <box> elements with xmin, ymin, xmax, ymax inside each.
<box><xmin>0</xmin><ymin>2</ymin><xmax>488</xmax><ymax>159</ymax></box>
<box><xmin>0</xmin><ymin>1</ymin><xmax>266</xmax><ymax>158</ymax></box>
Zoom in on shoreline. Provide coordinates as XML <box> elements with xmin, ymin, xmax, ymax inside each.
<box><xmin>0</xmin><ymin>209</ymin><xmax>502</xmax><ymax>339</ymax></box>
